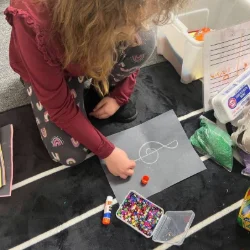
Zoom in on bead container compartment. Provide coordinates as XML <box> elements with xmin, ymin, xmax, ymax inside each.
<box><xmin>116</xmin><ymin>191</ymin><xmax>164</xmax><ymax>238</ymax></box>
<box><xmin>116</xmin><ymin>191</ymin><xmax>195</xmax><ymax>245</ymax></box>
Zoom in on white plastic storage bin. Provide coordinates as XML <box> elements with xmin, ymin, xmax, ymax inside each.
<box><xmin>157</xmin><ymin>0</ymin><xmax>250</xmax><ymax>84</ymax></box>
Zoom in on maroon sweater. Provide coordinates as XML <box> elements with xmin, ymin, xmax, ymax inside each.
<box><xmin>5</xmin><ymin>0</ymin><xmax>138</xmax><ymax>159</ymax></box>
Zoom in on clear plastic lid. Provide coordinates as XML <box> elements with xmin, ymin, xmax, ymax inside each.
<box><xmin>152</xmin><ymin>211</ymin><xmax>195</xmax><ymax>245</ymax></box>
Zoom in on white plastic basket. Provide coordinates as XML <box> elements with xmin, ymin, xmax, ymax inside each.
<box><xmin>157</xmin><ymin>0</ymin><xmax>250</xmax><ymax>84</ymax></box>
<box><xmin>157</xmin><ymin>9</ymin><xmax>208</xmax><ymax>84</ymax></box>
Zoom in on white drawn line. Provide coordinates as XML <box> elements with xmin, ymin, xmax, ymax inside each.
<box><xmin>9</xmin><ymin>155</ymin><xmax>209</xmax><ymax>249</ymax></box>
<box><xmin>12</xmin><ymin>109</ymin><xmax>204</xmax><ymax>191</ymax></box>
<box><xmin>135</xmin><ymin>140</ymin><xmax>178</xmax><ymax>164</ymax></box>
<box><xmin>153</xmin><ymin>199</ymin><xmax>244</xmax><ymax>250</ymax></box>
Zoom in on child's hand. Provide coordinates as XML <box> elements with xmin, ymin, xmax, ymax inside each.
<box><xmin>90</xmin><ymin>97</ymin><xmax>120</xmax><ymax>119</ymax></box>
<box><xmin>104</xmin><ymin>147</ymin><xmax>136</xmax><ymax>179</ymax></box>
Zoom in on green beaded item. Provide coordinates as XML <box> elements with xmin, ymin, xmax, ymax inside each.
<box><xmin>190</xmin><ymin>119</ymin><xmax>234</xmax><ymax>172</ymax></box>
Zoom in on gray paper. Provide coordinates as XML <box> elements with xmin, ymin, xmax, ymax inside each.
<box><xmin>0</xmin><ymin>125</ymin><xmax>14</xmax><ymax>197</ymax></box>
<box><xmin>102</xmin><ymin>110</ymin><xmax>206</xmax><ymax>204</ymax></box>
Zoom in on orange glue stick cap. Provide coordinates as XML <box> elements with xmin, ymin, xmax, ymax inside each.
<box><xmin>102</xmin><ymin>218</ymin><xmax>110</xmax><ymax>225</ymax></box>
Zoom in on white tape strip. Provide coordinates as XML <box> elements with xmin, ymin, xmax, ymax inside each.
<box><xmin>12</xmin><ymin>153</ymin><xmax>94</xmax><ymax>190</ymax></box>
<box><xmin>153</xmin><ymin>199</ymin><xmax>243</xmax><ymax>250</ymax></box>
<box><xmin>9</xmin><ymin>199</ymin><xmax>118</xmax><ymax>250</ymax></box>
<box><xmin>178</xmin><ymin>108</ymin><xmax>204</xmax><ymax>122</ymax></box>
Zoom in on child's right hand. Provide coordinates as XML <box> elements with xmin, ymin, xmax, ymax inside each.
<box><xmin>104</xmin><ymin>147</ymin><xmax>136</xmax><ymax>179</ymax></box>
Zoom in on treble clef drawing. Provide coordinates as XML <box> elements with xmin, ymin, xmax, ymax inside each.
<box><xmin>135</xmin><ymin>140</ymin><xmax>179</xmax><ymax>164</ymax></box>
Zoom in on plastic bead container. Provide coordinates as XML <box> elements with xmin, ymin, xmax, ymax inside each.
<box><xmin>116</xmin><ymin>191</ymin><xmax>195</xmax><ymax>246</ymax></box>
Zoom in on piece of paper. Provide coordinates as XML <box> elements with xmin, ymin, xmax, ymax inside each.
<box><xmin>203</xmin><ymin>21</ymin><xmax>250</xmax><ymax>111</ymax></box>
<box><xmin>0</xmin><ymin>144</ymin><xmax>6</xmax><ymax>186</ymax></box>
<box><xmin>101</xmin><ymin>110</ymin><xmax>206</xmax><ymax>204</ymax></box>
<box><xmin>0</xmin><ymin>125</ymin><xmax>14</xmax><ymax>197</ymax></box>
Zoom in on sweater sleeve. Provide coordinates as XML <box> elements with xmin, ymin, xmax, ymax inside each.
<box><xmin>109</xmin><ymin>69</ymin><xmax>139</xmax><ymax>106</ymax></box>
<box><xmin>12</xmin><ymin>16</ymin><xmax>114</xmax><ymax>159</ymax></box>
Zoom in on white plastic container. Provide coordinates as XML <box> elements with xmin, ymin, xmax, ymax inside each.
<box><xmin>157</xmin><ymin>0</ymin><xmax>250</xmax><ymax>83</ymax></box>
<box><xmin>116</xmin><ymin>190</ymin><xmax>195</xmax><ymax>246</ymax></box>
<box><xmin>157</xmin><ymin>9</ymin><xmax>208</xmax><ymax>84</ymax></box>
<box><xmin>212</xmin><ymin>68</ymin><xmax>250</xmax><ymax>124</ymax></box>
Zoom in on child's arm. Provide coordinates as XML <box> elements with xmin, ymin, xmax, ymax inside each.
<box><xmin>12</xmin><ymin>16</ymin><xmax>114</xmax><ymax>159</ymax></box>
<box><xmin>109</xmin><ymin>69</ymin><xmax>139</xmax><ymax>105</ymax></box>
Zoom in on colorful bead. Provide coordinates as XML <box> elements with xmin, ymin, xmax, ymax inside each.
<box><xmin>117</xmin><ymin>192</ymin><xmax>163</xmax><ymax>237</ymax></box>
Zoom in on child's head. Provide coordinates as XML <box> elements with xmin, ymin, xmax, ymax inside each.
<box><xmin>43</xmin><ymin>0</ymin><xmax>187</xmax><ymax>95</ymax></box>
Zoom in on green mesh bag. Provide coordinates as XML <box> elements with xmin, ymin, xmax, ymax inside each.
<box><xmin>190</xmin><ymin>119</ymin><xmax>234</xmax><ymax>172</ymax></box>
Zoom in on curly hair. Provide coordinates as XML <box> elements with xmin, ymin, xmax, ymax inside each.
<box><xmin>40</xmin><ymin>0</ymin><xmax>187</xmax><ymax>96</ymax></box>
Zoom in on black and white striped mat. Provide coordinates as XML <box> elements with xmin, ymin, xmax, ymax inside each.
<box><xmin>0</xmin><ymin>62</ymin><xmax>249</xmax><ymax>250</ymax></box>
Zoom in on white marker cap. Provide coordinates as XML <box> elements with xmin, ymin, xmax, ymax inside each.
<box><xmin>106</xmin><ymin>196</ymin><xmax>113</xmax><ymax>202</ymax></box>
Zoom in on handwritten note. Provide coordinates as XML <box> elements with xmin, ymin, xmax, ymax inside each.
<box><xmin>203</xmin><ymin>21</ymin><xmax>250</xmax><ymax>111</ymax></box>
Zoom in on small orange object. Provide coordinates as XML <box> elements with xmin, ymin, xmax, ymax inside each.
<box><xmin>194</xmin><ymin>27</ymin><xmax>211</xmax><ymax>41</ymax></box>
<box><xmin>141</xmin><ymin>175</ymin><xmax>149</xmax><ymax>185</ymax></box>
<box><xmin>102</xmin><ymin>218</ymin><xmax>110</xmax><ymax>225</ymax></box>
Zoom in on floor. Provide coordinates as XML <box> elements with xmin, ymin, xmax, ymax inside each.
<box><xmin>0</xmin><ymin>62</ymin><xmax>249</xmax><ymax>250</ymax></box>
<box><xmin>0</xmin><ymin>0</ymin><xmax>30</xmax><ymax>113</ymax></box>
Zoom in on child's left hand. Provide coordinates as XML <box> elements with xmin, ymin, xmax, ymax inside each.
<box><xmin>90</xmin><ymin>97</ymin><xmax>120</xmax><ymax>119</ymax></box>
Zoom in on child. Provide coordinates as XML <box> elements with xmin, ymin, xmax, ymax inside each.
<box><xmin>5</xmin><ymin>0</ymin><xmax>185</xmax><ymax>179</ymax></box>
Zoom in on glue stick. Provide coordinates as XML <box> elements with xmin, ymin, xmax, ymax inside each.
<box><xmin>102</xmin><ymin>196</ymin><xmax>113</xmax><ymax>225</ymax></box>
